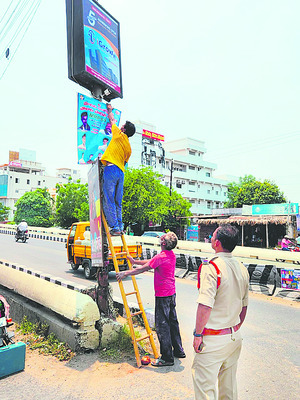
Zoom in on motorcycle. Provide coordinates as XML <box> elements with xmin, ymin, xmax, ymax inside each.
<box><xmin>15</xmin><ymin>229</ymin><xmax>28</xmax><ymax>243</ymax></box>
<box><xmin>275</xmin><ymin>243</ymin><xmax>300</xmax><ymax>265</ymax></box>
<box><xmin>0</xmin><ymin>296</ymin><xmax>15</xmax><ymax>347</ymax></box>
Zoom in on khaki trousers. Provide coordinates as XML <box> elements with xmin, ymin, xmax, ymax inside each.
<box><xmin>192</xmin><ymin>331</ymin><xmax>242</xmax><ymax>400</ymax></box>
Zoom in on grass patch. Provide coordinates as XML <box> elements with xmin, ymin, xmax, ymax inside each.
<box><xmin>16</xmin><ymin>316</ymin><xmax>74</xmax><ymax>361</ymax></box>
<box><xmin>99</xmin><ymin>323</ymin><xmax>144</xmax><ymax>361</ymax></box>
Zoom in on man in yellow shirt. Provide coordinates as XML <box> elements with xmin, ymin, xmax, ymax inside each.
<box><xmin>101</xmin><ymin>104</ymin><xmax>135</xmax><ymax>235</ymax></box>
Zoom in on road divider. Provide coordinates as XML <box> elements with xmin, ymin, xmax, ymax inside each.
<box><xmin>0</xmin><ymin>259</ymin><xmax>100</xmax><ymax>350</ymax></box>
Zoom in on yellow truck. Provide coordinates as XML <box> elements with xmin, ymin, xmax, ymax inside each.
<box><xmin>66</xmin><ymin>221</ymin><xmax>142</xmax><ymax>279</ymax></box>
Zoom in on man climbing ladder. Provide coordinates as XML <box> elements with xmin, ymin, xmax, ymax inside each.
<box><xmin>101</xmin><ymin>103</ymin><xmax>136</xmax><ymax>236</ymax></box>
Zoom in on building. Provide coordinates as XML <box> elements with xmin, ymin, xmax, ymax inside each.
<box><xmin>0</xmin><ymin>160</ymin><xmax>82</xmax><ymax>221</ymax></box>
<box><xmin>129</xmin><ymin>121</ymin><xmax>229</xmax><ymax>215</ymax></box>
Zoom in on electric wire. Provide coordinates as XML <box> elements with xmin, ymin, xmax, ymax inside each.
<box><xmin>0</xmin><ymin>0</ymin><xmax>14</xmax><ymax>26</ymax></box>
<box><xmin>0</xmin><ymin>0</ymin><xmax>29</xmax><ymax>43</ymax></box>
<box><xmin>0</xmin><ymin>0</ymin><xmax>36</xmax><ymax>61</ymax></box>
<box><xmin>208</xmin><ymin>130</ymin><xmax>300</xmax><ymax>161</ymax></box>
<box><xmin>0</xmin><ymin>0</ymin><xmax>42</xmax><ymax>80</ymax></box>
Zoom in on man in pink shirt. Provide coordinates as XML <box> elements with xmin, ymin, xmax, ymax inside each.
<box><xmin>116</xmin><ymin>231</ymin><xmax>185</xmax><ymax>367</ymax></box>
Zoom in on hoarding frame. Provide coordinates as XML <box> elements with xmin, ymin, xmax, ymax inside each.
<box><xmin>66</xmin><ymin>0</ymin><xmax>123</xmax><ymax>101</ymax></box>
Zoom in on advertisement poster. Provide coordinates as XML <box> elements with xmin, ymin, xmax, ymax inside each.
<box><xmin>87</xmin><ymin>161</ymin><xmax>103</xmax><ymax>267</ymax></box>
<box><xmin>281</xmin><ymin>269</ymin><xmax>300</xmax><ymax>291</ymax></box>
<box><xmin>77</xmin><ymin>93</ymin><xmax>121</xmax><ymax>164</ymax></box>
<box><xmin>82</xmin><ymin>0</ymin><xmax>121</xmax><ymax>94</ymax></box>
<box><xmin>186</xmin><ymin>225</ymin><xmax>198</xmax><ymax>241</ymax></box>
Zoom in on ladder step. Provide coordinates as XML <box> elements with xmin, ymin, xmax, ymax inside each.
<box><xmin>131</xmin><ymin>310</ymin><xmax>143</xmax><ymax>317</ymax></box>
<box><xmin>114</xmin><ymin>252</ymin><xmax>128</xmax><ymax>257</ymax></box>
<box><xmin>125</xmin><ymin>291</ymin><xmax>137</xmax><ymax>296</ymax></box>
<box><xmin>136</xmin><ymin>334</ymin><xmax>151</xmax><ymax>343</ymax></box>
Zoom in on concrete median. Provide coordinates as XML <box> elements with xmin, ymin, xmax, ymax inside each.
<box><xmin>0</xmin><ymin>261</ymin><xmax>100</xmax><ymax>350</ymax></box>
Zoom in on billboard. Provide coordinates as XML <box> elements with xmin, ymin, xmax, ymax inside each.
<box><xmin>9</xmin><ymin>151</ymin><xmax>19</xmax><ymax>163</ymax></box>
<box><xmin>142</xmin><ymin>129</ymin><xmax>165</xmax><ymax>142</ymax></box>
<box><xmin>66</xmin><ymin>0</ymin><xmax>122</xmax><ymax>101</ymax></box>
<box><xmin>77</xmin><ymin>93</ymin><xmax>121</xmax><ymax>164</ymax></box>
<box><xmin>252</xmin><ymin>203</ymin><xmax>299</xmax><ymax>216</ymax></box>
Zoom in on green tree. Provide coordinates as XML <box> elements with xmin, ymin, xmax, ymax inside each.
<box><xmin>224</xmin><ymin>175</ymin><xmax>286</xmax><ymax>208</ymax></box>
<box><xmin>14</xmin><ymin>189</ymin><xmax>54</xmax><ymax>227</ymax></box>
<box><xmin>55</xmin><ymin>180</ymin><xmax>89</xmax><ymax>228</ymax></box>
<box><xmin>123</xmin><ymin>167</ymin><xmax>192</xmax><ymax>234</ymax></box>
<box><xmin>162</xmin><ymin>190</ymin><xmax>192</xmax><ymax>232</ymax></box>
<box><xmin>0</xmin><ymin>203</ymin><xmax>10</xmax><ymax>222</ymax></box>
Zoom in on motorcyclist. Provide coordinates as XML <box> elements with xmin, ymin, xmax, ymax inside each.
<box><xmin>281</xmin><ymin>235</ymin><xmax>294</xmax><ymax>251</ymax></box>
<box><xmin>17</xmin><ymin>219</ymin><xmax>28</xmax><ymax>238</ymax></box>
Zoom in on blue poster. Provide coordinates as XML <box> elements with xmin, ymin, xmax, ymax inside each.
<box><xmin>82</xmin><ymin>0</ymin><xmax>121</xmax><ymax>94</ymax></box>
<box><xmin>187</xmin><ymin>225</ymin><xmax>198</xmax><ymax>241</ymax></box>
<box><xmin>77</xmin><ymin>93</ymin><xmax>121</xmax><ymax>165</ymax></box>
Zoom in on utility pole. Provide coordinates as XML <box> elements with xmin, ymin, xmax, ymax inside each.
<box><xmin>169</xmin><ymin>159</ymin><xmax>174</xmax><ymax>196</ymax></box>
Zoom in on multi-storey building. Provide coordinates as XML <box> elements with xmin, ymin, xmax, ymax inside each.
<box><xmin>0</xmin><ymin>160</ymin><xmax>82</xmax><ymax>221</ymax></box>
<box><xmin>129</xmin><ymin>121</ymin><xmax>229</xmax><ymax>215</ymax></box>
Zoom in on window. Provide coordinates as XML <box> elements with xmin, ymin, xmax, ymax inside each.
<box><xmin>189</xmin><ymin>151</ymin><xmax>196</xmax><ymax>155</ymax></box>
<box><xmin>207</xmin><ymin>189</ymin><xmax>210</xmax><ymax>194</ymax></box>
<box><xmin>38</xmin><ymin>181</ymin><xmax>41</xmax><ymax>186</ymax></box>
<box><xmin>27</xmin><ymin>179</ymin><xmax>30</xmax><ymax>184</ymax></box>
<box><xmin>207</xmin><ymin>202</ymin><xmax>211</xmax><ymax>209</ymax></box>
<box><xmin>205</xmin><ymin>172</ymin><xmax>211</xmax><ymax>177</ymax></box>
<box><xmin>198</xmin><ymin>184</ymin><xmax>201</xmax><ymax>188</ymax></box>
<box><xmin>176</xmin><ymin>182</ymin><xmax>182</xmax><ymax>188</ymax></box>
<box><xmin>15</xmin><ymin>178</ymin><xmax>19</xmax><ymax>183</ymax></box>
<box><xmin>190</xmin><ymin>199</ymin><xmax>196</xmax><ymax>203</ymax></box>
<box><xmin>189</xmin><ymin>181</ymin><xmax>195</xmax><ymax>186</ymax></box>
<box><xmin>224</xmin><ymin>192</ymin><xmax>227</xmax><ymax>196</ymax></box>
<box><xmin>69</xmin><ymin>225</ymin><xmax>77</xmax><ymax>238</ymax></box>
<box><xmin>212</xmin><ymin>187</ymin><xmax>214</xmax><ymax>191</ymax></box>
<box><xmin>189</xmin><ymin>165</ymin><xmax>195</xmax><ymax>170</ymax></box>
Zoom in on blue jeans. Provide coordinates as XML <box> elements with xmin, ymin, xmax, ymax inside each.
<box><xmin>102</xmin><ymin>165</ymin><xmax>124</xmax><ymax>231</ymax></box>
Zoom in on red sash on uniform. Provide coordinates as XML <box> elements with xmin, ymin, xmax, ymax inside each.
<box><xmin>197</xmin><ymin>260</ymin><xmax>221</xmax><ymax>290</ymax></box>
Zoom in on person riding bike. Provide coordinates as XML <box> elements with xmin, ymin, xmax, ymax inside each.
<box><xmin>17</xmin><ymin>219</ymin><xmax>28</xmax><ymax>238</ymax></box>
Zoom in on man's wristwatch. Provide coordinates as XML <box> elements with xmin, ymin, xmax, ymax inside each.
<box><xmin>193</xmin><ymin>329</ymin><xmax>203</xmax><ymax>337</ymax></box>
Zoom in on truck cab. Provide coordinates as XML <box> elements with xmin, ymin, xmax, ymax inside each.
<box><xmin>67</xmin><ymin>222</ymin><xmax>142</xmax><ymax>279</ymax></box>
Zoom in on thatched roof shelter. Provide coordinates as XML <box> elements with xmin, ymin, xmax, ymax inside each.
<box><xmin>196</xmin><ymin>215</ymin><xmax>289</xmax><ymax>226</ymax></box>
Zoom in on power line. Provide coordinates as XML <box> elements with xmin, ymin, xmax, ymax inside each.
<box><xmin>0</xmin><ymin>0</ymin><xmax>42</xmax><ymax>80</ymax></box>
<box><xmin>208</xmin><ymin>129</ymin><xmax>300</xmax><ymax>161</ymax></box>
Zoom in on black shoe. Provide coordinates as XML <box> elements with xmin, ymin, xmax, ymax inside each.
<box><xmin>110</xmin><ymin>229</ymin><xmax>122</xmax><ymax>236</ymax></box>
<box><xmin>174</xmin><ymin>351</ymin><xmax>186</xmax><ymax>358</ymax></box>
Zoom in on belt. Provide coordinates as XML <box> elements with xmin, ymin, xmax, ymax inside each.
<box><xmin>202</xmin><ymin>324</ymin><xmax>240</xmax><ymax>336</ymax></box>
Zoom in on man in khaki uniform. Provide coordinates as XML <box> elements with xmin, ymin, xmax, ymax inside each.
<box><xmin>192</xmin><ymin>225</ymin><xmax>249</xmax><ymax>400</ymax></box>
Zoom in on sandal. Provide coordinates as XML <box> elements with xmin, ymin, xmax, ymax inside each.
<box><xmin>151</xmin><ymin>358</ymin><xmax>174</xmax><ymax>367</ymax></box>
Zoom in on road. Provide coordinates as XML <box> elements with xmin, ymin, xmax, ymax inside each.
<box><xmin>0</xmin><ymin>234</ymin><xmax>299</xmax><ymax>399</ymax></box>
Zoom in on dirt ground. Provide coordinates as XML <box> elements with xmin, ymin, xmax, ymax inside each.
<box><xmin>1</xmin><ymin>292</ymin><xmax>298</xmax><ymax>400</ymax></box>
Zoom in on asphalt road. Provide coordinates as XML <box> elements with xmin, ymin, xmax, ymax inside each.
<box><xmin>0</xmin><ymin>234</ymin><xmax>300</xmax><ymax>399</ymax></box>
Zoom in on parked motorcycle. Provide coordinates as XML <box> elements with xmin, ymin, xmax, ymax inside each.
<box><xmin>15</xmin><ymin>229</ymin><xmax>28</xmax><ymax>243</ymax></box>
<box><xmin>0</xmin><ymin>296</ymin><xmax>15</xmax><ymax>347</ymax></box>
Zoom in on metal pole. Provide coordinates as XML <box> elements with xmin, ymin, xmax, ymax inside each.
<box><xmin>266</xmin><ymin>222</ymin><xmax>269</xmax><ymax>248</ymax></box>
<box><xmin>169</xmin><ymin>159</ymin><xmax>173</xmax><ymax>196</ymax></box>
<box><xmin>241</xmin><ymin>225</ymin><xmax>244</xmax><ymax>246</ymax></box>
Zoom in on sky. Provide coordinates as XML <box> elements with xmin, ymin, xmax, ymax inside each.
<box><xmin>0</xmin><ymin>0</ymin><xmax>299</xmax><ymax>201</ymax></box>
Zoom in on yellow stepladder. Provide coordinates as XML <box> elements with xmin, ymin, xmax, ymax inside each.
<box><xmin>101</xmin><ymin>211</ymin><xmax>159</xmax><ymax>368</ymax></box>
